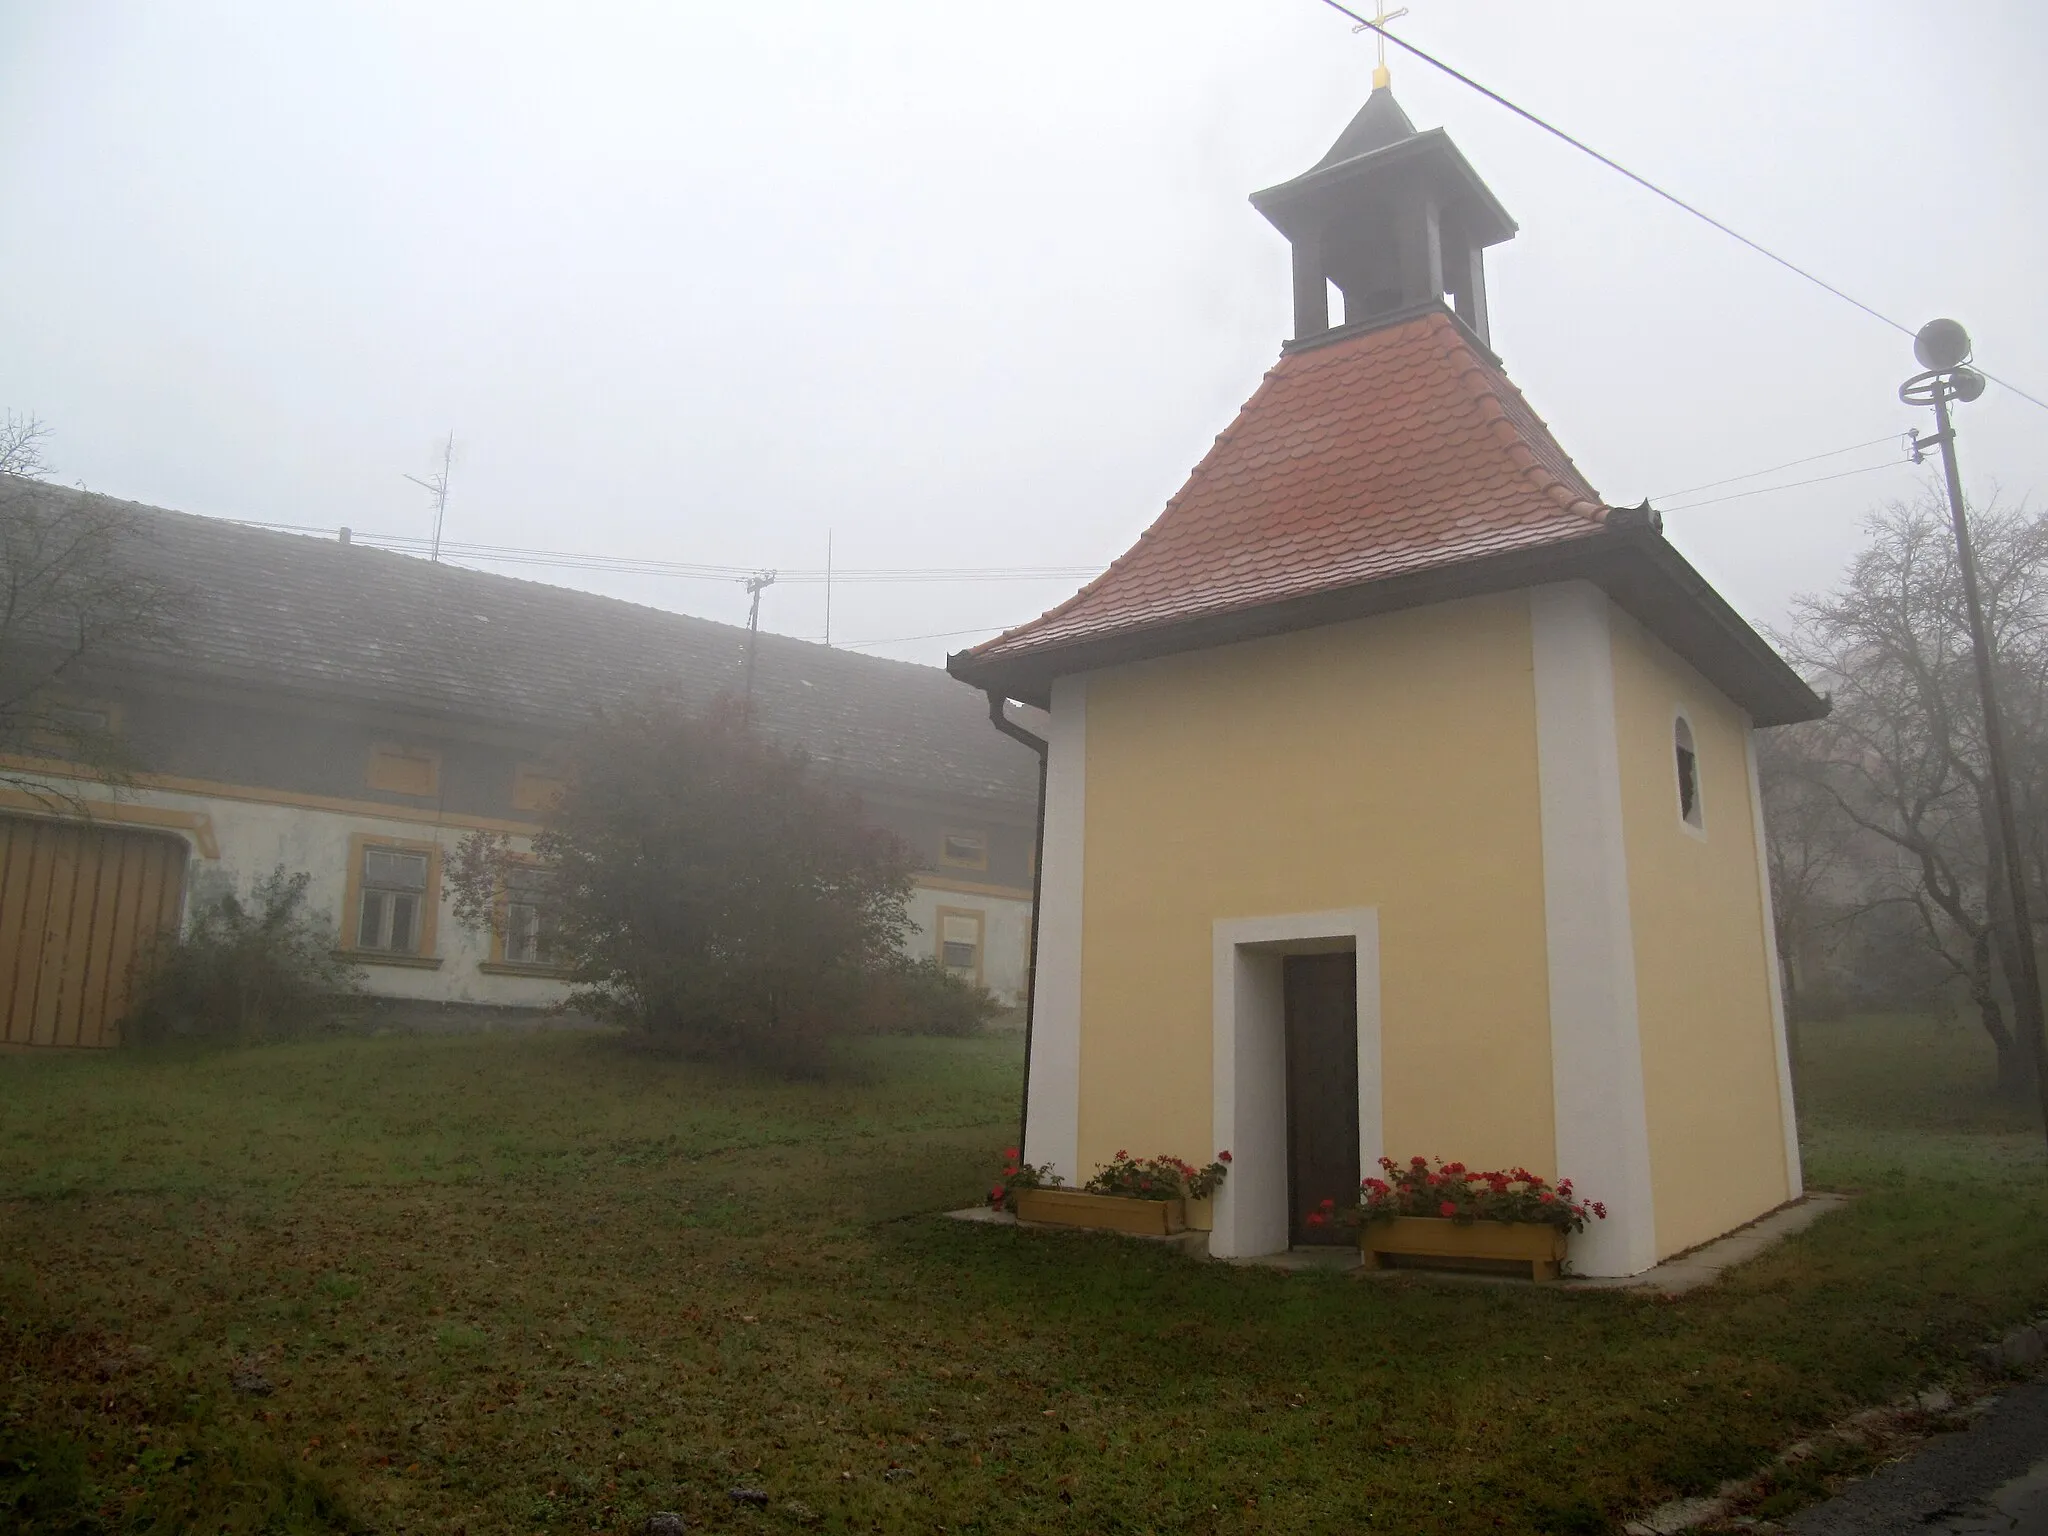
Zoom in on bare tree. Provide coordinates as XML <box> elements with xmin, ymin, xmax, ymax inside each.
<box><xmin>0</xmin><ymin>413</ymin><xmax>51</xmax><ymax>479</ymax></box>
<box><xmin>1755</xmin><ymin>722</ymin><xmax>1866</xmax><ymax>1015</ymax></box>
<box><xmin>0</xmin><ymin>417</ymin><xmax>183</xmax><ymax>800</ymax></box>
<box><xmin>1779</xmin><ymin>491</ymin><xmax>2048</xmax><ymax>1099</ymax></box>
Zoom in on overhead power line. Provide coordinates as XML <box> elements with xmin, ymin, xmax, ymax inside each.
<box><xmin>228</xmin><ymin>518</ymin><xmax>1099</xmax><ymax>585</ymax></box>
<box><xmin>1651</xmin><ymin>433</ymin><xmax>1905</xmax><ymax>502</ymax></box>
<box><xmin>1318</xmin><ymin>0</ymin><xmax>2048</xmax><ymax>414</ymax></box>
<box><xmin>1661</xmin><ymin>457</ymin><xmax>1911</xmax><ymax>514</ymax></box>
<box><xmin>835</xmin><ymin>623</ymin><xmax>1023</xmax><ymax>652</ymax></box>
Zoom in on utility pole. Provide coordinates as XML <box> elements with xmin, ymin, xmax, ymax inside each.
<box><xmin>742</xmin><ymin>570</ymin><xmax>777</xmax><ymax>718</ymax></box>
<box><xmin>1900</xmin><ymin>318</ymin><xmax>2048</xmax><ymax>1154</ymax></box>
<box><xmin>825</xmin><ymin>530</ymin><xmax>833</xmax><ymax>648</ymax></box>
<box><xmin>403</xmin><ymin>432</ymin><xmax>456</xmax><ymax>563</ymax></box>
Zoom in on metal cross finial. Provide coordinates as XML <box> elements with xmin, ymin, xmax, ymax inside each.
<box><xmin>1352</xmin><ymin>1</ymin><xmax>1410</xmax><ymax>89</ymax></box>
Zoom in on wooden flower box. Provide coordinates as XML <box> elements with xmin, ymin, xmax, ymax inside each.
<box><xmin>1361</xmin><ymin>1216</ymin><xmax>1568</xmax><ymax>1281</ymax></box>
<box><xmin>1014</xmin><ymin>1189</ymin><xmax>1186</xmax><ymax>1237</ymax></box>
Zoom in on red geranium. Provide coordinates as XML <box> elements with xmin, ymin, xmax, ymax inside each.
<box><xmin>1343</xmin><ymin>1156</ymin><xmax>1610</xmax><ymax>1234</ymax></box>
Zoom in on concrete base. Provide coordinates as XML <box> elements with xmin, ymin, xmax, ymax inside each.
<box><xmin>947</xmin><ymin>1193</ymin><xmax>1852</xmax><ymax>1295</ymax></box>
<box><xmin>1566</xmin><ymin>1192</ymin><xmax>1851</xmax><ymax>1295</ymax></box>
<box><xmin>1223</xmin><ymin>1245</ymin><xmax>1364</xmax><ymax>1273</ymax></box>
<box><xmin>945</xmin><ymin>1206</ymin><xmax>1211</xmax><ymax>1257</ymax></box>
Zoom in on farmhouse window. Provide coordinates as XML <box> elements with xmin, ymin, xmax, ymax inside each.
<box><xmin>359</xmin><ymin>846</ymin><xmax>430</xmax><ymax>953</ymax></box>
<box><xmin>940</xmin><ymin>830</ymin><xmax>989</xmax><ymax>870</ymax></box>
<box><xmin>511</xmin><ymin>763</ymin><xmax>568</xmax><ymax>814</ymax></box>
<box><xmin>28</xmin><ymin>697</ymin><xmax>121</xmax><ymax>754</ymax></box>
<box><xmin>937</xmin><ymin>907</ymin><xmax>984</xmax><ymax>982</ymax></box>
<box><xmin>503</xmin><ymin>866</ymin><xmax>558</xmax><ymax>966</ymax></box>
<box><xmin>366</xmin><ymin>743</ymin><xmax>441</xmax><ymax>798</ymax></box>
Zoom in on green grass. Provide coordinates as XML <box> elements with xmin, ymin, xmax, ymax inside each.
<box><xmin>2</xmin><ymin>1018</ymin><xmax>2044</xmax><ymax>1535</ymax></box>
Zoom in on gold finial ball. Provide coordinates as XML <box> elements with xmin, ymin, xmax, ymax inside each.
<box><xmin>1372</xmin><ymin>62</ymin><xmax>1391</xmax><ymax>89</ymax></box>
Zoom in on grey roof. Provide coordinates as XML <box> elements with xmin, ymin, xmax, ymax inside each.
<box><xmin>51</xmin><ymin>487</ymin><xmax>1039</xmax><ymax>809</ymax></box>
<box><xmin>1309</xmin><ymin>86</ymin><xmax>1417</xmax><ymax>174</ymax></box>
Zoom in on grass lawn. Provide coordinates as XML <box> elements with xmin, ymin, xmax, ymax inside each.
<box><xmin>2</xmin><ymin>1017</ymin><xmax>2045</xmax><ymax>1536</ymax></box>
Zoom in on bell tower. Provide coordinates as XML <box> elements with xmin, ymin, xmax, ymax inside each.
<box><xmin>1250</xmin><ymin>87</ymin><xmax>1516</xmax><ymax>350</ymax></box>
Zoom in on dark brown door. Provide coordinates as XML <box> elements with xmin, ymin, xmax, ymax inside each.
<box><xmin>1284</xmin><ymin>951</ymin><xmax>1360</xmax><ymax>1246</ymax></box>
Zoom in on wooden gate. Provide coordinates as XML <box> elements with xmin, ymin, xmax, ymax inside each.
<box><xmin>0</xmin><ymin>816</ymin><xmax>187</xmax><ymax>1048</ymax></box>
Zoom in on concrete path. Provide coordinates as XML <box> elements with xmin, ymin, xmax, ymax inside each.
<box><xmin>1567</xmin><ymin>1193</ymin><xmax>1851</xmax><ymax>1294</ymax></box>
<box><xmin>1789</xmin><ymin>1377</ymin><xmax>2048</xmax><ymax>1535</ymax></box>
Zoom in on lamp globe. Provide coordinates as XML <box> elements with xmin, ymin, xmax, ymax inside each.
<box><xmin>1915</xmin><ymin>318</ymin><xmax>1973</xmax><ymax>372</ymax></box>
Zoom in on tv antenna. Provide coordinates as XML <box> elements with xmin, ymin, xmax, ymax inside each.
<box><xmin>403</xmin><ymin>432</ymin><xmax>456</xmax><ymax>562</ymax></box>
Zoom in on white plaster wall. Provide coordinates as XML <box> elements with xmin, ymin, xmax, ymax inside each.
<box><xmin>904</xmin><ymin>883</ymin><xmax>1032</xmax><ymax>1006</ymax></box>
<box><xmin>109</xmin><ymin>784</ymin><xmax>569</xmax><ymax>1008</ymax></box>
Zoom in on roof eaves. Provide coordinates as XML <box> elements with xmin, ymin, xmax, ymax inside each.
<box><xmin>950</xmin><ymin>524</ymin><xmax>1614</xmax><ymax>706</ymax></box>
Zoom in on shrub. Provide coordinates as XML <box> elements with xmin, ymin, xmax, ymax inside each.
<box><xmin>448</xmin><ymin>695</ymin><xmax>918</xmax><ymax>1075</ymax></box>
<box><xmin>123</xmin><ymin>868</ymin><xmax>360</xmax><ymax>1045</ymax></box>
<box><xmin>861</xmin><ymin>954</ymin><xmax>1003</xmax><ymax>1037</ymax></box>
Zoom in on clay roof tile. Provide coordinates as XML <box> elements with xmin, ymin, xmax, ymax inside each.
<box><xmin>969</xmin><ymin>312</ymin><xmax>1609</xmax><ymax>662</ymax></box>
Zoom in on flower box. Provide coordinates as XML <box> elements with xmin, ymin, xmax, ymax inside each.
<box><xmin>1361</xmin><ymin>1216</ymin><xmax>1568</xmax><ymax>1281</ymax></box>
<box><xmin>1014</xmin><ymin>1188</ymin><xmax>1186</xmax><ymax>1237</ymax></box>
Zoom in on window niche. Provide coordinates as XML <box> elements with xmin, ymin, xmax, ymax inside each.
<box><xmin>1674</xmin><ymin>715</ymin><xmax>1704</xmax><ymax>832</ymax></box>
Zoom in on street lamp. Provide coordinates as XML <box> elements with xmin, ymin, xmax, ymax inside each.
<box><xmin>1900</xmin><ymin>320</ymin><xmax>2048</xmax><ymax>1148</ymax></box>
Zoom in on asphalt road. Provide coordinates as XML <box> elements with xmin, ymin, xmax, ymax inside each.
<box><xmin>1790</xmin><ymin>1377</ymin><xmax>2048</xmax><ymax>1534</ymax></box>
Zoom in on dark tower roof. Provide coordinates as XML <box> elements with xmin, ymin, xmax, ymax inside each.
<box><xmin>1308</xmin><ymin>86</ymin><xmax>1418</xmax><ymax>172</ymax></box>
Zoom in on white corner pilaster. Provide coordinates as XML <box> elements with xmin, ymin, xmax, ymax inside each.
<box><xmin>1745</xmin><ymin>724</ymin><xmax>1804</xmax><ymax>1200</ymax></box>
<box><xmin>1023</xmin><ymin>674</ymin><xmax>1086</xmax><ymax>1183</ymax></box>
<box><xmin>1531</xmin><ymin>582</ymin><xmax>1659</xmax><ymax>1276</ymax></box>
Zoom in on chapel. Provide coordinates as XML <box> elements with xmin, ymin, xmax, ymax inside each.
<box><xmin>948</xmin><ymin>81</ymin><xmax>1824</xmax><ymax>1276</ymax></box>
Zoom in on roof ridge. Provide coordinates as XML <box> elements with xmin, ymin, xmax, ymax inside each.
<box><xmin>1426</xmin><ymin>313</ymin><xmax>1607</xmax><ymax>525</ymax></box>
<box><xmin>101</xmin><ymin>496</ymin><xmax>955</xmax><ymax>677</ymax></box>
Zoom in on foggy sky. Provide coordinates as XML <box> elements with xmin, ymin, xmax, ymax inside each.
<box><xmin>3</xmin><ymin>2</ymin><xmax>2044</xmax><ymax>664</ymax></box>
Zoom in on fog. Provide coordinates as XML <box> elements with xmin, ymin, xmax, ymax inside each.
<box><xmin>2</xmin><ymin>2</ymin><xmax>2043</xmax><ymax>662</ymax></box>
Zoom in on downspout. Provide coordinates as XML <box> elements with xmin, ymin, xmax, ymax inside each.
<box><xmin>985</xmin><ymin>691</ymin><xmax>1049</xmax><ymax>1164</ymax></box>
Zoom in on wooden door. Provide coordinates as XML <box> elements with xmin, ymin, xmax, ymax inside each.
<box><xmin>0</xmin><ymin>817</ymin><xmax>187</xmax><ymax>1048</ymax></box>
<box><xmin>1284</xmin><ymin>951</ymin><xmax>1360</xmax><ymax>1246</ymax></box>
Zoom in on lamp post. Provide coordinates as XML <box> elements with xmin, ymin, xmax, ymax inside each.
<box><xmin>1900</xmin><ymin>319</ymin><xmax>2048</xmax><ymax>1148</ymax></box>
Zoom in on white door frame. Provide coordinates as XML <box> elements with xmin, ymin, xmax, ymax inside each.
<box><xmin>1210</xmin><ymin>907</ymin><xmax>1381</xmax><ymax>1259</ymax></box>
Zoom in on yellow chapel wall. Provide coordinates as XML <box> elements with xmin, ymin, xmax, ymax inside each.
<box><xmin>1073</xmin><ymin>592</ymin><xmax>1557</xmax><ymax>1182</ymax></box>
<box><xmin>1607</xmin><ymin>610</ymin><xmax>1793</xmax><ymax>1257</ymax></box>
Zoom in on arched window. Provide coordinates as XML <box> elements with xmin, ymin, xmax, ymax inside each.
<box><xmin>1674</xmin><ymin>715</ymin><xmax>1703</xmax><ymax>830</ymax></box>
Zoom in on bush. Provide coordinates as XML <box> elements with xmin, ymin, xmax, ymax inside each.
<box><xmin>123</xmin><ymin>868</ymin><xmax>359</xmax><ymax>1045</ymax></box>
<box><xmin>861</xmin><ymin>954</ymin><xmax>1003</xmax><ymax>1037</ymax></box>
<box><xmin>449</xmin><ymin>696</ymin><xmax>919</xmax><ymax>1075</ymax></box>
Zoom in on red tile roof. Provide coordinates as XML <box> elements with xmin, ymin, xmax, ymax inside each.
<box><xmin>968</xmin><ymin>310</ymin><xmax>1610</xmax><ymax>663</ymax></box>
